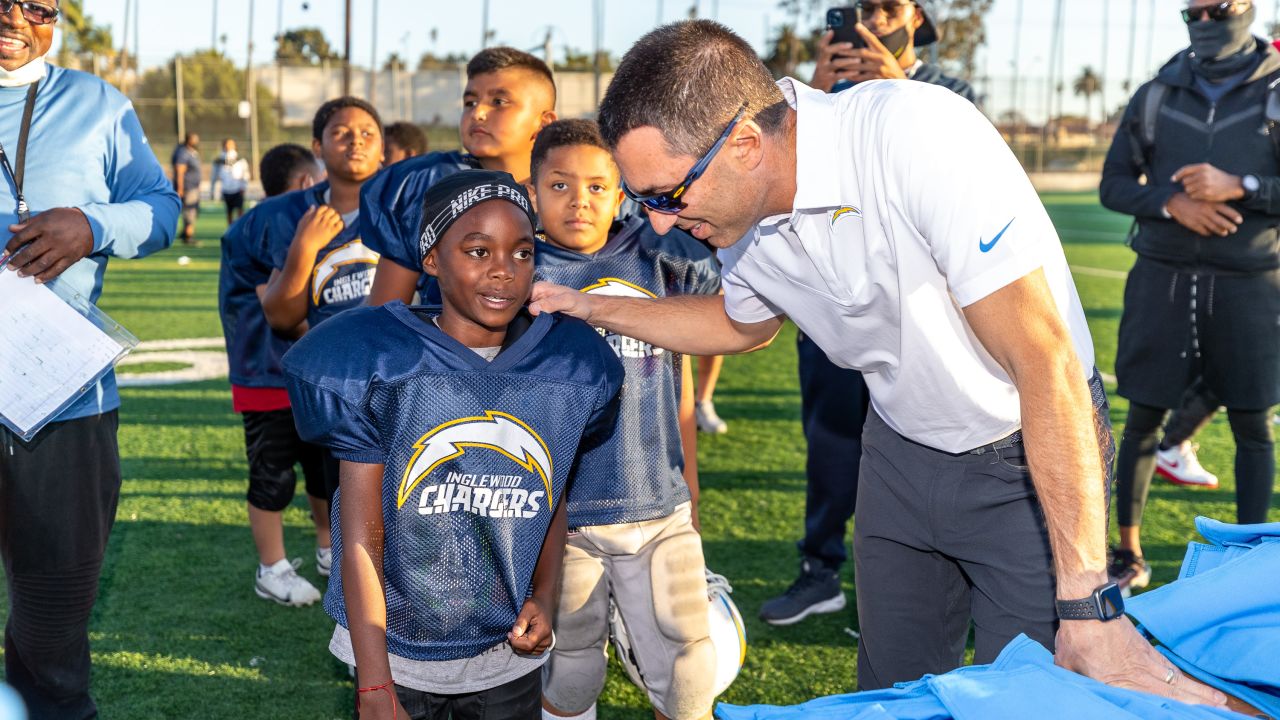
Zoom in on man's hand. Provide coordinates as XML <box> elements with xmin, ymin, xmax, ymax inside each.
<box><xmin>4</xmin><ymin>208</ymin><xmax>94</xmax><ymax>283</ymax></box>
<box><xmin>293</xmin><ymin>205</ymin><xmax>345</xmax><ymax>250</ymax></box>
<box><xmin>1165</xmin><ymin>192</ymin><xmax>1242</xmax><ymax>237</ymax></box>
<box><xmin>842</xmin><ymin>24</ymin><xmax>909</xmax><ymax>82</ymax></box>
<box><xmin>529</xmin><ymin>280</ymin><xmax>596</xmax><ymax>322</ymax></box>
<box><xmin>1172</xmin><ymin>163</ymin><xmax>1244</xmax><ymax>203</ymax></box>
<box><xmin>508</xmin><ymin>595</ymin><xmax>555</xmax><ymax>655</ymax></box>
<box><xmin>1056</xmin><ymin>618</ymin><xmax>1227</xmax><ymax>708</ymax></box>
<box><xmin>811</xmin><ymin>29</ymin><xmax>866</xmax><ymax>92</ymax></box>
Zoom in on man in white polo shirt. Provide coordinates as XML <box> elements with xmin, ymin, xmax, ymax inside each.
<box><xmin>530</xmin><ymin>20</ymin><xmax>1228</xmax><ymax>707</ymax></box>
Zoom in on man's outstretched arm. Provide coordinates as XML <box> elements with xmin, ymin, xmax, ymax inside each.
<box><xmin>964</xmin><ymin>268</ymin><xmax>1225</xmax><ymax>708</ymax></box>
<box><xmin>529</xmin><ymin>280</ymin><xmax>784</xmax><ymax>356</ymax></box>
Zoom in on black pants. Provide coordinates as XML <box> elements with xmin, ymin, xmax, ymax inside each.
<box><xmin>368</xmin><ymin>669</ymin><xmax>541</xmax><ymax>720</ymax></box>
<box><xmin>1116</xmin><ymin>402</ymin><xmax>1274</xmax><ymax>526</ymax></box>
<box><xmin>853</xmin><ymin>375</ymin><xmax>1113</xmax><ymax>690</ymax></box>
<box><xmin>242</xmin><ymin>408</ymin><xmax>326</xmax><ymax>512</ymax></box>
<box><xmin>0</xmin><ymin>412</ymin><xmax>121</xmax><ymax>720</ymax></box>
<box><xmin>796</xmin><ymin>334</ymin><xmax>869</xmax><ymax>570</ymax></box>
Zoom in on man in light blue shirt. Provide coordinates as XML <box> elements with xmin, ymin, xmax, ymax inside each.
<box><xmin>0</xmin><ymin>1</ymin><xmax>178</xmax><ymax>716</ymax></box>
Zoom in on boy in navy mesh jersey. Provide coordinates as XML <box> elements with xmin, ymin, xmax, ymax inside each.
<box><xmin>284</xmin><ymin>170</ymin><xmax>622</xmax><ymax>720</ymax></box>
<box><xmin>529</xmin><ymin>121</ymin><xmax>722</xmax><ymax>720</ymax></box>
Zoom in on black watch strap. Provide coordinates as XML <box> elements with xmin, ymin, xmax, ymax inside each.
<box><xmin>1055</xmin><ymin>582</ymin><xmax>1125</xmax><ymax>621</ymax></box>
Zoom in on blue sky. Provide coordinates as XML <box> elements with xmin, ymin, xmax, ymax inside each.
<box><xmin>74</xmin><ymin>0</ymin><xmax>1280</xmax><ymax>120</ymax></box>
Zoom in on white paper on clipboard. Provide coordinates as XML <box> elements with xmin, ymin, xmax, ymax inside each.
<box><xmin>0</xmin><ymin>271</ymin><xmax>135</xmax><ymax>440</ymax></box>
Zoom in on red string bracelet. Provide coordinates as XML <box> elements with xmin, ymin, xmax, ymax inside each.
<box><xmin>356</xmin><ymin>680</ymin><xmax>396</xmax><ymax>720</ymax></box>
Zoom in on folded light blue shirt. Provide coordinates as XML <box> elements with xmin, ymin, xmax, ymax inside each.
<box><xmin>716</xmin><ymin>634</ymin><xmax>1247</xmax><ymax>720</ymax></box>
<box><xmin>1127</xmin><ymin>516</ymin><xmax>1280</xmax><ymax>717</ymax></box>
<box><xmin>0</xmin><ymin>65</ymin><xmax>179</xmax><ymax>422</ymax></box>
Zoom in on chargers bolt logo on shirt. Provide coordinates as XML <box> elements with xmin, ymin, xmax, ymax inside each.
<box><xmin>830</xmin><ymin>206</ymin><xmax>862</xmax><ymax>227</ymax></box>
<box><xmin>580</xmin><ymin>278</ymin><xmax>664</xmax><ymax>358</ymax></box>
<box><xmin>397</xmin><ymin>411</ymin><xmax>554</xmax><ymax>519</ymax></box>
<box><xmin>312</xmin><ymin>240</ymin><xmax>380</xmax><ymax>305</ymax></box>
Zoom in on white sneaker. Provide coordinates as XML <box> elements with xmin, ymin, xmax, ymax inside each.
<box><xmin>696</xmin><ymin>400</ymin><xmax>728</xmax><ymax>434</ymax></box>
<box><xmin>1155</xmin><ymin>443</ymin><xmax>1219</xmax><ymax>488</ymax></box>
<box><xmin>316</xmin><ymin>547</ymin><xmax>332</xmax><ymax>577</ymax></box>
<box><xmin>255</xmin><ymin>558</ymin><xmax>322</xmax><ymax>607</ymax></box>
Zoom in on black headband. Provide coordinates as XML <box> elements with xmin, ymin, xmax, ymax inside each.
<box><xmin>417</xmin><ymin>170</ymin><xmax>536</xmax><ymax>262</ymax></box>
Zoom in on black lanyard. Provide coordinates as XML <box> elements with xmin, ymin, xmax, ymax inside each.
<box><xmin>0</xmin><ymin>82</ymin><xmax>39</xmax><ymax>222</ymax></box>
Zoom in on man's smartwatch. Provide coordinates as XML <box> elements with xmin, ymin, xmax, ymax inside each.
<box><xmin>1055</xmin><ymin>582</ymin><xmax>1125</xmax><ymax>621</ymax></box>
<box><xmin>1242</xmin><ymin>174</ymin><xmax>1261</xmax><ymax>201</ymax></box>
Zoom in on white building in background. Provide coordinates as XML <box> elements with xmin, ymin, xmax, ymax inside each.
<box><xmin>266</xmin><ymin>64</ymin><xmax>614</xmax><ymax>127</ymax></box>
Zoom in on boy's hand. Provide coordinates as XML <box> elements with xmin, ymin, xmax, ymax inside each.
<box><xmin>357</xmin><ymin>685</ymin><xmax>407</xmax><ymax>720</ymax></box>
<box><xmin>529</xmin><ymin>280</ymin><xmax>596</xmax><ymax>322</ymax></box>
<box><xmin>508</xmin><ymin>596</ymin><xmax>554</xmax><ymax>655</ymax></box>
<box><xmin>294</xmin><ymin>205</ymin><xmax>345</xmax><ymax>250</ymax></box>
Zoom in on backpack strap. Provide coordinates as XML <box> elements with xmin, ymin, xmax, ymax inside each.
<box><xmin>1264</xmin><ymin>70</ymin><xmax>1280</xmax><ymax>157</ymax></box>
<box><xmin>1129</xmin><ymin>80</ymin><xmax>1169</xmax><ymax>179</ymax></box>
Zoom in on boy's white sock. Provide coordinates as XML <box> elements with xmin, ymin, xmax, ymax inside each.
<box><xmin>543</xmin><ymin>703</ymin><xmax>596</xmax><ymax>720</ymax></box>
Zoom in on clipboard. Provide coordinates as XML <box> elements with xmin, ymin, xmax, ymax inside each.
<box><xmin>0</xmin><ymin>270</ymin><xmax>139</xmax><ymax>441</ymax></box>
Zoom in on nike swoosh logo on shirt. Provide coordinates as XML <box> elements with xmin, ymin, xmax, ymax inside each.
<box><xmin>979</xmin><ymin>217</ymin><xmax>1016</xmax><ymax>253</ymax></box>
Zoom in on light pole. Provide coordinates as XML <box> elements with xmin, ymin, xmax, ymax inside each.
<box><xmin>342</xmin><ymin>0</ymin><xmax>352</xmax><ymax>96</ymax></box>
<box><xmin>246</xmin><ymin>0</ymin><xmax>260</xmax><ymax>180</ymax></box>
<box><xmin>212</xmin><ymin>0</ymin><xmax>218</xmax><ymax>51</ymax></box>
<box><xmin>370</xmin><ymin>0</ymin><xmax>378</xmax><ymax>104</ymax></box>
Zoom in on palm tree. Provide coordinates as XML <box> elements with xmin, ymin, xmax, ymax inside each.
<box><xmin>1073</xmin><ymin>66</ymin><xmax>1102</xmax><ymax>129</ymax></box>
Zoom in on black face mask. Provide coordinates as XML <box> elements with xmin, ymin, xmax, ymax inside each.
<box><xmin>877</xmin><ymin>25</ymin><xmax>912</xmax><ymax>59</ymax></box>
<box><xmin>1188</xmin><ymin>4</ymin><xmax>1258</xmax><ymax>77</ymax></box>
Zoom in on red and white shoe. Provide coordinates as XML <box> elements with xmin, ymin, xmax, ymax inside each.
<box><xmin>1154</xmin><ymin>442</ymin><xmax>1219</xmax><ymax>488</ymax></box>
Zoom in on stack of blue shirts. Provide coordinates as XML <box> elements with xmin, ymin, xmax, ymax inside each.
<box><xmin>1126</xmin><ymin>517</ymin><xmax>1280</xmax><ymax>718</ymax></box>
<box><xmin>718</xmin><ymin>516</ymin><xmax>1279</xmax><ymax>720</ymax></box>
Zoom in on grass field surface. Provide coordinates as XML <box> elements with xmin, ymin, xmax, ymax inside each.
<box><xmin>0</xmin><ymin>193</ymin><xmax>1273</xmax><ymax>718</ymax></box>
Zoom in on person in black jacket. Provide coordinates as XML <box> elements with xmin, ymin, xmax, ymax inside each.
<box><xmin>1100</xmin><ymin>0</ymin><xmax>1280</xmax><ymax>592</ymax></box>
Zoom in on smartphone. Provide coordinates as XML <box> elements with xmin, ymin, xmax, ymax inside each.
<box><xmin>826</xmin><ymin>6</ymin><xmax>867</xmax><ymax>50</ymax></box>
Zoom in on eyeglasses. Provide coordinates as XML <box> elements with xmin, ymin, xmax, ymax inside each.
<box><xmin>0</xmin><ymin>0</ymin><xmax>59</xmax><ymax>25</ymax></box>
<box><xmin>856</xmin><ymin>1</ymin><xmax>914</xmax><ymax>19</ymax></box>
<box><xmin>622</xmin><ymin>102</ymin><xmax>748</xmax><ymax>215</ymax></box>
<box><xmin>1181</xmin><ymin>0</ymin><xmax>1249</xmax><ymax>24</ymax></box>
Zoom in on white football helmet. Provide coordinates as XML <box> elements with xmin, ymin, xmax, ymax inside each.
<box><xmin>608</xmin><ymin>568</ymin><xmax>747</xmax><ymax>697</ymax></box>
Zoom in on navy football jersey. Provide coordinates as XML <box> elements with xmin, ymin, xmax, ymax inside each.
<box><xmin>218</xmin><ymin>187</ymin><xmax>321</xmax><ymax>387</ymax></box>
<box><xmin>266</xmin><ymin>185</ymin><xmax>379</xmax><ymax>328</ymax></box>
<box><xmin>360</xmin><ymin>150</ymin><xmax>479</xmax><ymax>274</ymax></box>
<box><xmin>283</xmin><ymin>304</ymin><xmax>623</xmax><ymax>662</ymax></box>
<box><xmin>535</xmin><ymin>215</ymin><xmax>721</xmax><ymax>527</ymax></box>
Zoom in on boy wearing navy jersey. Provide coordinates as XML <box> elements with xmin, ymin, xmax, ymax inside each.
<box><xmin>363</xmin><ymin>47</ymin><xmax>557</xmax><ymax>305</ymax></box>
<box><xmin>219</xmin><ymin>143</ymin><xmax>330</xmax><ymax>607</ymax></box>
<box><xmin>262</xmin><ymin>97</ymin><xmax>384</xmax><ymax>335</ymax></box>
<box><xmin>284</xmin><ymin>170</ymin><xmax>623</xmax><ymax>720</ymax></box>
<box><xmin>529</xmin><ymin>121</ymin><xmax>722</xmax><ymax>720</ymax></box>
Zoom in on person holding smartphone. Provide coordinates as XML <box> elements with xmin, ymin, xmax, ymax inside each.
<box><xmin>812</xmin><ymin>0</ymin><xmax>975</xmax><ymax>101</ymax></box>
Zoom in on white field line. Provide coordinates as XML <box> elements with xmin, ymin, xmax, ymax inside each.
<box><xmin>118</xmin><ymin>337</ymin><xmax>228</xmax><ymax>387</ymax></box>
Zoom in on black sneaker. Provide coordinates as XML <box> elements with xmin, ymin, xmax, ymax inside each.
<box><xmin>758</xmin><ymin>558</ymin><xmax>846</xmax><ymax>626</ymax></box>
<box><xmin>1107</xmin><ymin>547</ymin><xmax>1151</xmax><ymax>596</ymax></box>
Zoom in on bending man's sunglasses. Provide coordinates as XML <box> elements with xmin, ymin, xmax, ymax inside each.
<box><xmin>622</xmin><ymin>102</ymin><xmax>749</xmax><ymax>215</ymax></box>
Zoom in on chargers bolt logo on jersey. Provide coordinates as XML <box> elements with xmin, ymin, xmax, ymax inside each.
<box><xmin>397</xmin><ymin>411</ymin><xmax>554</xmax><ymax>521</ymax></box>
<box><xmin>830</xmin><ymin>206</ymin><xmax>862</xmax><ymax>227</ymax></box>
<box><xmin>580</xmin><ymin>278</ymin><xmax>664</xmax><ymax>359</ymax></box>
<box><xmin>312</xmin><ymin>240</ymin><xmax>380</xmax><ymax>305</ymax></box>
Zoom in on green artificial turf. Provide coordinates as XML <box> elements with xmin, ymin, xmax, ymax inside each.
<box><xmin>0</xmin><ymin>195</ymin><xmax>1272</xmax><ymax>718</ymax></box>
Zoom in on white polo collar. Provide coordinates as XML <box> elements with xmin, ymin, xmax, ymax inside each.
<box><xmin>778</xmin><ymin>77</ymin><xmax>844</xmax><ymax>213</ymax></box>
